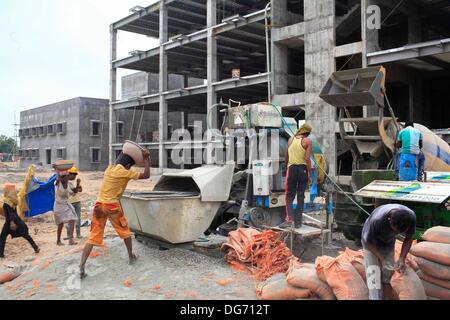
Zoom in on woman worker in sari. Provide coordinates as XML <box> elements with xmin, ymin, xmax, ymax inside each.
<box><xmin>54</xmin><ymin>170</ymin><xmax>80</xmax><ymax>246</ymax></box>
<box><xmin>0</xmin><ymin>184</ymin><xmax>40</xmax><ymax>258</ymax></box>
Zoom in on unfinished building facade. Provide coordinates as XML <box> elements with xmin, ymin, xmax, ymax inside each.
<box><xmin>110</xmin><ymin>0</ymin><xmax>450</xmax><ymax>176</ymax></box>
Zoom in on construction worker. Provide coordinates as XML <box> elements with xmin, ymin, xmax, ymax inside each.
<box><xmin>279</xmin><ymin>123</ymin><xmax>313</xmax><ymax>229</ymax></box>
<box><xmin>362</xmin><ymin>204</ymin><xmax>416</xmax><ymax>300</ymax></box>
<box><xmin>0</xmin><ymin>184</ymin><xmax>40</xmax><ymax>258</ymax></box>
<box><xmin>64</xmin><ymin>167</ymin><xmax>83</xmax><ymax>240</ymax></box>
<box><xmin>54</xmin><ymin>170</ymin><xmax>79</xmax><ymax>246</ymax></box>
<box><xmin>396</xmin><ymin>122</ymin><xmax>424</xmax><ymax>181</ymax></box>
<box><xmin>79</xmin><ymin>150</ymin><xmax>150</xmax><ymax>279</ymax></box>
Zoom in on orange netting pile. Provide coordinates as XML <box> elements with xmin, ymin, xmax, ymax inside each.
<box><xmin>222</xmin><ymin>228</ymin><xmax>296</xmax><ymax>282</ymax></box>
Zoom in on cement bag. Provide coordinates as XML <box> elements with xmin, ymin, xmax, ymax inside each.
<box><xmin>341</xmin><ymin>248</ymin><xmax>366</xmax><ymax>281</ymax></box>
<box><xmin>0</xmin><ymin>271</ymin><xmax>19</xmax><ymax>285</ymax></box>
<box><xmin>256</xmin><ymin>273</ymin><xmax>311</xmax><ymax>300</ymax></box>
<box><xmin>322</xmin><ymin>255</ymin><xmax>369</xmax><ymax>300</ymax></box>
<box><xmin>391</xmin><ymin>267</ymin><xmax>426</xmax><ymax>300</ymax></box>
<box><xmin>315</xmin><ymin>256</ymin><xmax>334</xmax><ymax>283</ymax></box>
<box><xmin>395</xmin><ymin>240</ymin><xmax>419</xmax><ymax>270</ymax></box>
<box><xmin>416</xmin><ymin>270</ymin><xmax>450</xmax><ymax>290</ymax></box>
<box><xmin>410</xmin><ymin>242</ymin><xmax>450</xmax><ymax>265</ymax></box>
<box><xmin>286</xmin><ymin>260</ymin><xmax>335</xmax><ymax>300</ymax></box>
<box><xmin>421</xmin><ymin>279</ymin><xmax>450</xmax><ymax>300</ymax></box>
<box><xmin>422</xmin><ymin>226</ymin><xmax>450</xmax><ymax>244</ymax></box>
<box><xmin>414</xmin><ymin>257</ymin><xmax>450</xmax><ymax>280</ymax></box>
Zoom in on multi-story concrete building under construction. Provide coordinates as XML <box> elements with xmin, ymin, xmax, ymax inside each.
<box><xmin>109</xmin><ymin>0</ymin><xmax>450</xmax><ymax>176</ymax></box>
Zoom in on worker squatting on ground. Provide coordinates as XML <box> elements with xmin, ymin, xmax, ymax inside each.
<box><xmin>396</xmin><ymin>122</ymin><xmax>425</xmax><ymax>181</ymax></box>
<box><xmin>279</xmin><ymin>123</ymin><xmax>313</xmax><ymax>229</ymax></box>
<box><xmin>54</xmin><ymin>170</ymin><xmax>80</xmax><ymax>246</ymax></box>
<box><xmin>0</xmin><ymin>184</ymin><xmax>40</xmax><ymax>259</ymax></box>
<box><xmin>64</xmin><ymin>167</ymin><xmax>83</xmax><ymax>240</ymax></box>
<box><xmin>79</xmin><ymin>150</ymin><xmax>151</xmax><ymax>279</ymax></box>
<box><xmin>362</xmin><ymin>204</ymin><xmax>416</xmax><ymax>300</ymax></box>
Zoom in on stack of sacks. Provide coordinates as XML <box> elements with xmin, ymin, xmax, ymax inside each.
<box><xmin>410</xmin><ymin>226</ymin><xmax>450</xmax><ymax>300</ymax></box>
<box><xmin>257</xmin><ymin>260</ymin><xmax>336</xmax><ymax>300</ymax></box>
<box><xmin>256</xmin><ymin>273</ymin><xmax>313</xmax><ymax>300</ymax></box>
<box><xmin>315</xmin><ymin>252</ymin><xmax>368</xmax><ymax>300</ymax></box>
<box><xmin>313</xmin><ymin>241</ymin><xmax>420</xmax><ymax>300</ymax></box>
<box><xmin>286</xmin><ymin>260</ymin><xmax>336</xmax><ymax>300</ymax></box>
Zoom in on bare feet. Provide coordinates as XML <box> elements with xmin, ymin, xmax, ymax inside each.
<box><xmin>79</xmin><ymin>266</ymin><xmax>87</xmax><ymax>279</ymax></box>
<box><xmin>57</xmin><ymin>241</ymin><xmax>64</xmax><ymax>246</ymax></box>
<box><xmin>35</xmin><ymin>247</ymin><xmax>40</xmax><ymax>254</ymax></box>
<box><xmin>129</xmin><ymin>254</ymin><xmax>138</xmax><ymax>265</ymax></box>
<box><xmin>69</xmin><ymin>240</ymin><xmax>78</xmax><ymax>246</ymax></box>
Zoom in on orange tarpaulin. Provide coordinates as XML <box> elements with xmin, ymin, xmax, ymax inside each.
<box><xmin>222</xmin><ymin>228</ymin><xmax>296</xmax><ymax>282</ymax></box>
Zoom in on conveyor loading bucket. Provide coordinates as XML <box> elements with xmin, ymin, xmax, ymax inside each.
<box><xmin>320</xmin><ymin>66</ymin><xmax>386</xmax><ymax>107</ymax></box>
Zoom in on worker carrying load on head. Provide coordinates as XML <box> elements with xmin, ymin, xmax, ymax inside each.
<box><xmin>79</xmin><ymin>147</ymin><xmax>150</xmax><ymax>279</ymax></box>
<box><xmin>279</xmin><ymin>123</ymin><xmax>313</xmax><ymax>229</ymax></box>
<box><xmin>54</xmin><ymin>170</ymin><xmax>80</xmax><ymax>246</ymax></box>
<box><xmin>0</xmin><ymin>184</ymin><xmax>40</xmax><ymax>259</ymax></box>
<box><xmin>64</xmin><ymin>167</ymin><xmax>83</xmax><ymax>240</ymax></box>
<box><xmin>396</xmin><ymin>121</ymin><xmax>425</xmax><ymax>181</ymax></box>
<box><xmin>362</xmin><ymin>204</ymin><xmax>416</xmax><ymax>300</ymax></box>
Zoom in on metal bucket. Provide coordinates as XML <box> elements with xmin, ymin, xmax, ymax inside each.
<box><xmin>121</xmin><ymin>164</ymin><xmax>235</xmax><ymax>244</ymax></box>
<box><xmin>121</xmin><ymin>191</ymin><xmax>221</xmax><ymax>244</ymax></box>
<box><xmin>319</xmin><ymin>66</ymin><xmax>386</xmax><ymax>107</ymax></box>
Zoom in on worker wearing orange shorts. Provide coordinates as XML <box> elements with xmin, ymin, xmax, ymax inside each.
<box><xmin>79</xmin><ymin>150</ymin><xmax>150</xmax><ymax>278</ymax></box>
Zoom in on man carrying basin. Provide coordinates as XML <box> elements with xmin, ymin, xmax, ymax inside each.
<box><xmin>79</xmin><ymin>141</ymin><xmax>150</xmax><ymax>279</ymax></box>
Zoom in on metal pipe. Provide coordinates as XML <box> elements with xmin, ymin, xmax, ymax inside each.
<box><xmin>207</xmin><ymin>100</ymin><xmax>229</xmax><ymax>130</ymax></box>
<box><xmin>109</xmin><ymin>26</ymin><xmax>117</xmax><ymax>165</ymax></box>
<box><xmin>265</xmin><ymin>2</ymin><xmax>272</xmax><ymax>104</ymax></box>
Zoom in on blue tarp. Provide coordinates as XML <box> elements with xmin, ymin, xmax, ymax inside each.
<box><xmin>24</xmin><ymin>174</ymin><xmax>56</xmax><ymax>218</ymax></box>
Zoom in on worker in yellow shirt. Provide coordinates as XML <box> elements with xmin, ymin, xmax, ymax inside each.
<box><xmin>280</xmin><ymin>123</ymin><xmax>313</xmax><ymax>229</ymax></box>
<box><xmin>79</xmin><ymin>150</ymin><xmax>150</xmax><ymax>278</ymax></box>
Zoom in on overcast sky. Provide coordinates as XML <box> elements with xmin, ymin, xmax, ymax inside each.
<box><xmin>0</xmin><ymin>0</ymin><xmax>159</xmax><ymax>137</ymax></box>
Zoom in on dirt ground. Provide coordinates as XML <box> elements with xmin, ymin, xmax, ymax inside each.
<box><xmin>0</xmin><ymin>168</ymin><xmax>351</xmax><ymax>300</ymax></box>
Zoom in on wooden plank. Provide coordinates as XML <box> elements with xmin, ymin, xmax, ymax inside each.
<box><xmin>271</xmin><ymin>225</ymin><xmax>328</xmax><ymax>238</ymax></box>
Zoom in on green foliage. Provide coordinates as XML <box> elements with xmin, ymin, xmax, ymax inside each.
<box><xmin>0</xmin><ymin>135</ymin><xmax>18</xmax><ymax>160</ymax></box>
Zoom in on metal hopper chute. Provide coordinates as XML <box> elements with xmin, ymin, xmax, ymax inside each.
<box><xmin>121</xmin><ymin>164</ymin><xmax>235</xmax><ymax>244</ymax></box>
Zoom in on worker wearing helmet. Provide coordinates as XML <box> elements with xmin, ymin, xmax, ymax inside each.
<box><xmin>280</xmin><ymin>123</ymin><xmax>313</xmax><ymax>229</ymax></box>
<box><xmin>0</xmin><ymin>184</ymin><xmax>40</xmax><ymax>259</ymax></box>
<box><xmin>64</xmin><ymin>167</ymin><xmax>83</xmax><ymax>240</ymax></box>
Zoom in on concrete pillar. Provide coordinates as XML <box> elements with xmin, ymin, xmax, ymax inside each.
<box><xmin>159</xmin><ymin>1</ymin><xmax>168</xmax><ymax>170</ymax></box>
<box><xmin>271</xmin><ymin>0</ymin><xmax>289</xmax><ymax>96</ymax></box>
<box><xmin>362</xmin><ymin>0</ymin><xmax>381</xmax><ymax>117</ymax></box>
<box><xmin>362</xmin><ymin>0</ymin><xmax>381</xmax><ymax>56</ymax></box>
<box><xmin>207</xmin><ymin>0</ymin><xmax>218</xmax><ymax>129</ymax></box>
<box><xmin>304</xmin><ymin>0</ymin><xmax>337</xmax><ymax>177</ymax></box>
<box><xmin>181</xmin><ymin>112</ymin><xmax>189</xmax><ymax>130</ymax></box>
<box><xmin>109</xmin><ymin>26</ymin><xmax>117</xmax><ymax>165</ymax></box>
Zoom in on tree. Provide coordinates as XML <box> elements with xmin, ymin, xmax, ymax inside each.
<box><xmin>0</xmin><ymin>135</ymin><xmax>18</xmax><ymax>161</ymax></box>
